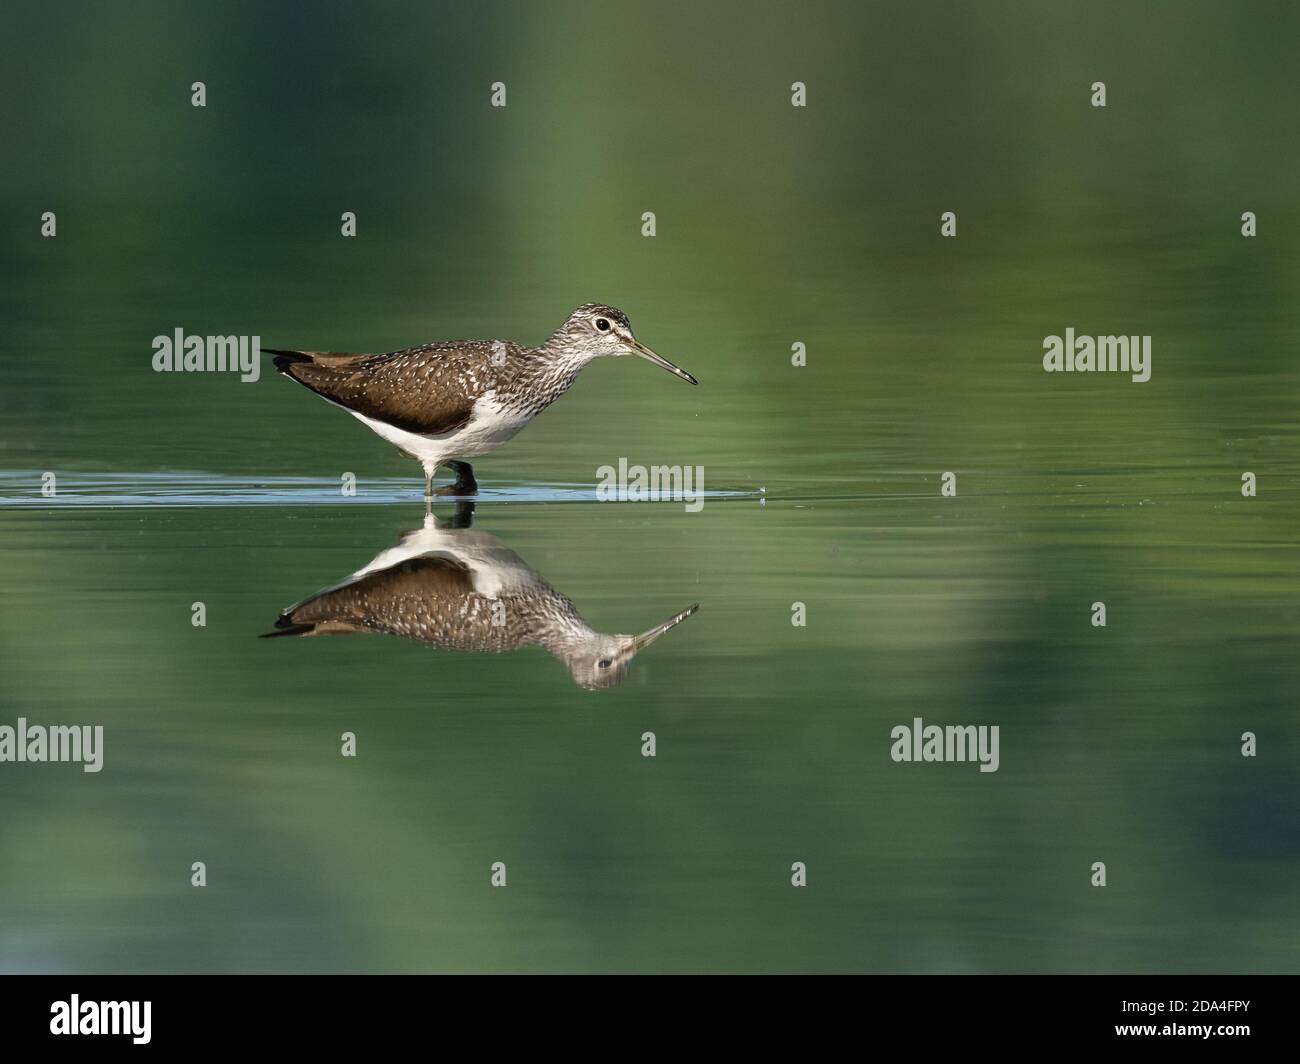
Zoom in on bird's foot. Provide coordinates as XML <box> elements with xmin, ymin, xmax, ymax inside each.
<box><xmin>434</xmin><ymin>461</ymin><xmax>478</xmax><ymax>497</ymax></box>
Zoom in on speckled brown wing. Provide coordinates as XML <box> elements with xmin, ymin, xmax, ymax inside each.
<box><xmin>269</xmin><ymin>341</ymin><xmax>515</xmax><ymax>435</ymax></box>
<box><xmin>265</xmin><ymin>556</ymin><xmax>483</xmax><ymax>640</ymax></box>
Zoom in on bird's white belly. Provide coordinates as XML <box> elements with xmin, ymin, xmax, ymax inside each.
<box><xmin>345</xmin><ymin>393</ymin><xmax>526</xmax><ymax>466</ymax></box>
<box><xmin>350</xmin><ymin>524</ymin><xmax>538</xmax><ymax>599</ymax></box>
<box><xmin>441</xmin><ymin>393</ymin><xmax>529</xmax><ymax>457</ymax></box>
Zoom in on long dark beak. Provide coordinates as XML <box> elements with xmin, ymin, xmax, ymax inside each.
<box><xmin>632</xmin><ymin>603</ymin><xmax>699</xmax><ymax>650</ymax></box>
<box><xmin>628</xmin><ymin>338</ymin><xmax>698</xmax><ymax>386</ymax></box>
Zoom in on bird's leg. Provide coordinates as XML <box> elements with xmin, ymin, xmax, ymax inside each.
<box><xmin>423</xmin><ymin>469</ymin><xmax>434</xmax><ymax>500</ymax></box>
<box><xmin>448</xmin><ymin>500</ymin><xmax>476</xmax><ymax>529</ymax></box>
<box><xmin>433</xmin><ymin>460</ymin><xmax>479</xmax><ymax>497</ymax></box>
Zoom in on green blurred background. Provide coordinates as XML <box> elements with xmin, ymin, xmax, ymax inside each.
<box><xmin>1</xmin><ymin>0</ymin><xmax>1297</xmax><ymax>972</ymax></box>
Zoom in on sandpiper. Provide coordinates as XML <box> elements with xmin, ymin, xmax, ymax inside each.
<box><xmin>260</xmin><ymin>504</ymin><xmax>698</xmax><ymax>689</ymax></box>
<box><xmin>267</xmin><ymin>303</ymin><xmax>698</xmax><ymax>497</ymax></box>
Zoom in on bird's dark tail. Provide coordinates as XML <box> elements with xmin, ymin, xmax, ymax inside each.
<box><xmin>258</xmin><ymin>614</ymin><xmax>317</xmax><ymax>638</ymax></box>
<box><xmin>264</xmin><ymin>348</ymin><xmax>314</xmax><ymax>375</ymax></box>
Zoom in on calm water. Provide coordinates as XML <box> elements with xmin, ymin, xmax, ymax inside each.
<box><xmin>1</xmin><ymin>1</ymin><xmax>1298</xmax><ymax>973</ymax></box>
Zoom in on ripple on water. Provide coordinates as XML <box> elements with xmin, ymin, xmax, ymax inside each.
<box><xmin>0</xmin><ymin>470</ymin><xmax>759</xmax><ymax>508</ymax></box>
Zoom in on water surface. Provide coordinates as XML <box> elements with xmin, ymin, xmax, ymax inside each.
<box><xmin>1</xmin><ymin>0</ymin><xmax>1298</xmax><ymax>973</ymax></box>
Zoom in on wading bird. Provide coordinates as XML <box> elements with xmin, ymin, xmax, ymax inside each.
<box><xmin>267</xmin><ymin>304</ymin><xmax>698</xmax><ymax>498</ymax></box>
<box><xmin>261</xmin><ymin>504</ymin><xmax>698</xmax><ymax>690</ymax></box>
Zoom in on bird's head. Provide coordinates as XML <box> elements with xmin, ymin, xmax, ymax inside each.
<box><xmin>561</xmin><ymin>603</ymin><xmax>699</xmax><ymax>690</ymax></box>
<box><xmin>545</xmin><ymin>303</ymin><xmax>698</xmax><ymax>385</ymax></box>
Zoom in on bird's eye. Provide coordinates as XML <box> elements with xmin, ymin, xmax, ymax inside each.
<box><xmin>595</xmin><ymin>318</ymin><xmax>610</xmax><ymax>332</ymax></box>
<box><xmin>597</xmin><ymin>658</ymin><xmax>612</xmax><ymax>669</ymax></box>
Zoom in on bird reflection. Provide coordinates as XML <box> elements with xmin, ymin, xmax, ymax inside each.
<box><xmin>261</xmin><ymin>502</ymin><xmax>697</xmax><ymax>689</ymax></box>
